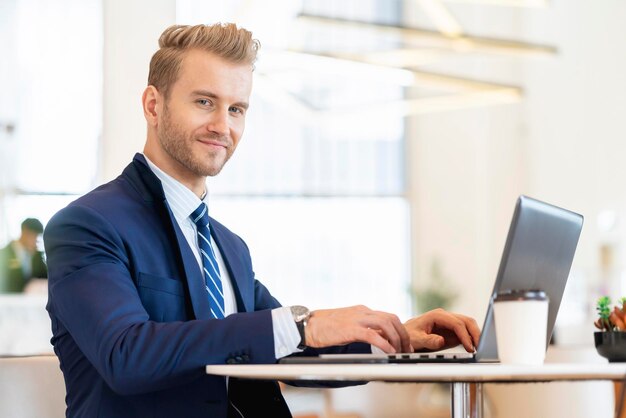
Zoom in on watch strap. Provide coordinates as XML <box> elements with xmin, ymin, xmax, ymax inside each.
<box><xmin>296</xmin><ymin>319</ymin><xmax>306</xmax><ymax>350</ymax></box>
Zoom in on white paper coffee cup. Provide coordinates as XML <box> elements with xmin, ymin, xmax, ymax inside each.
<box><xmin>493</xmin><ymin>289</ymin><xmax>549</xmax><ymax>365</ymax></box>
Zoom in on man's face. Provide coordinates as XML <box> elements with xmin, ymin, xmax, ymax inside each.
<box><xmin>21</xmin><ymin>229</ymin><xmax>39</xmax><ymax>253</ymax></box>
<box><xmin>156</xmin><ymin>49</ymin><xmax>252</xmax><ymax>178</ymax></box>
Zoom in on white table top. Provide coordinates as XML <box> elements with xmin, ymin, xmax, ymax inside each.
<box><xmin>206</xmin><ymin>362</ymin><xmax>626</xmax><ymax>383</ymax></box>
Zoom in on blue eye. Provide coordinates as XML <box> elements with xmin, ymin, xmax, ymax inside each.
<box><xmin>197</xmin><ymin>99</ymin><xmax>211</xmax><ymax>106</ymax></box>
<box><xmin>229</xmin><ymin>106</ymin><xmax>243</xmax><ymax>114</ymax></box>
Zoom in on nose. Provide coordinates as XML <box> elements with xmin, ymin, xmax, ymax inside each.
<box><xmin>206</xmin><ymin>108</ymin><xmax>229</xmax><ymax>136</ymax></box>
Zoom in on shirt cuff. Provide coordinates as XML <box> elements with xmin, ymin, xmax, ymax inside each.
<box><xmin>271</xmin><ymin>307</ymin><xmax>303</xmax><ymax>359</ymax></box>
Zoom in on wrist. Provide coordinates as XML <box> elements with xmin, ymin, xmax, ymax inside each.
<box><xmin>290</xmin><ymin>305</ymin><xmax>311</xmax><ymax>349</ymax></box>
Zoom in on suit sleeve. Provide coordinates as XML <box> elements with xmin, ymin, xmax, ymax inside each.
<box><xmin>45</xmin><ymin>204</ymin><xmax>278</xmax><ymax>396</ymax></box>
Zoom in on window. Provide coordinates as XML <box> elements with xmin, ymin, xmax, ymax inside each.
<box><xmin>0</xmin><ymin>0</ymin><xmax>101</xmax><ymax>242</ymax></box>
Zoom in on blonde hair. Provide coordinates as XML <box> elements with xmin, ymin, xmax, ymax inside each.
<box><xmin>148</xmin><ymin>23</ymin><xmax>260</xmax><ymax>98</ymax></box>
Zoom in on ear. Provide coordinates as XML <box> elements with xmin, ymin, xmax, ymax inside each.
<box><xmin>142</xmin><ymin>85</ymin><xmax>161</xmax><ymax>127</ymax></box>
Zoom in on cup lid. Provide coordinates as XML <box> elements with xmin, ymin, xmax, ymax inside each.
<box><xmin>494</xmin><ymin>289</ymin><xmax>548</xmax><ymax>302</ymax></box>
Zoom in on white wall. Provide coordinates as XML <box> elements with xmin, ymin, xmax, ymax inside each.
<box><xmin>408</xmin><ymin>105</ymin><xmax>526</xmax><ymax>320</ymax></box>
<box><xmin>404</xmin><ymin>1</ymin><xmax>528</xmax><ymax>320</ymax></box>
<box><xmin>101</xmin><ymin>0</ymin><xmax>176</xmax><ymax>182</ymax></box>
<box><xmin>524</xmin><ymin>1</ymin><xmax>626</xmax><ymax>290</ymax></box>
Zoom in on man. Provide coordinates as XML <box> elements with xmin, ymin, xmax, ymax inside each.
<box><xmin>44</xmin><ymin>23</ymin><xmax>480</xmax><ymax>418</ymax></box>
<box><xmin>0</xmin><ymin>218</ymin><xmax>47</xmax><ymax>293</ymax></box>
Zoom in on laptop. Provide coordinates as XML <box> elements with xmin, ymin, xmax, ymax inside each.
<box><xmin>280</xmin><ymin>195</ymin><xmax>584</xmax><ymax>364</ymax></box>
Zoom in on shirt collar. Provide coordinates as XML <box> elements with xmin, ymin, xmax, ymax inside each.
<box><xmin>143</xmin><ymin>154</ymin><xmax>209</xmax><ymax>223</ymax></box>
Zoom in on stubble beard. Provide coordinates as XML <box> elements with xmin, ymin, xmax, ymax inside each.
<box><xmin>157</xmin><ymin>105</ymin><xmax>232</xmax><ymax>177</ymax></box>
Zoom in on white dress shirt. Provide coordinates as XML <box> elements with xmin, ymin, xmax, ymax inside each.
<box><xmin>144</xmin><ymin>155</ymin><xmax>301</xmax><ymax>359</ymax></box>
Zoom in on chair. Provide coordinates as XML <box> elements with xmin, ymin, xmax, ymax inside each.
<box><xmin>0</xmin><ymin>355</ymin><xmax>66</xmax><ymax>418</ymax></box>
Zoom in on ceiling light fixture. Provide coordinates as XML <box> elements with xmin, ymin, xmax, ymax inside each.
<box><xmin>297</xmin><ymin>14</ymin><xmax>557</xmax><ymax>57</ymax></box>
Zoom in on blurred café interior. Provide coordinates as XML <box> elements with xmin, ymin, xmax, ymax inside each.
<box><xmin>1</xmin><ymin>0</ymin><xmax>625</xmax><ymax>417</ymax></box>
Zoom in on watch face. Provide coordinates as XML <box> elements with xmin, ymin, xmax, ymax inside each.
<box><xmin>291</xmin><ymin>305</ymin><xmax>310</xmax><ymax>321</ymax></box>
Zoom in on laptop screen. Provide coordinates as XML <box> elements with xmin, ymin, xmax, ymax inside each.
<box><xmin>475</xmin><ymin>196</ymin><xmax>583</xmax><ymax>361</ymax></box>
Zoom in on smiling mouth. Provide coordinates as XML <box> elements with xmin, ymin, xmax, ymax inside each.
<box><xmin>197</xmin><ymin>139</ymin><xmax>228</xmax><ymax>149</ymax></box>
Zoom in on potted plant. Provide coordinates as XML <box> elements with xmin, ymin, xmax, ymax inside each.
<box><xmin>594</xmin><ymin>296</ymin><xmax>626</xmax><ymax>362</ymax></box>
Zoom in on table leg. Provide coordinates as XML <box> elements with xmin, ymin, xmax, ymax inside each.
<box><xmin>451</xmin><ymin>382</ymin><xmax>470</xmax><ymax>418</ymax></box>
<box><xmin>471</xmin><ymin>383</ymin><xmax>484</xmax><ymax>418</ymax></box>
<box><xmin>451</xmin><ymin>382</ymin><xmax>483</xmax><ymax>418</ymax></box>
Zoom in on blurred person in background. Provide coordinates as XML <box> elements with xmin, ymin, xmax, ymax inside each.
<box><xmin>0</xmin><ymin>217</ymin><xmax>47</xmax><ymax>293</ymax></box>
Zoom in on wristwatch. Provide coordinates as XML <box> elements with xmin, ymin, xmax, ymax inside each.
<box><xmin>290</xmin><ymin>305</ymin><xmax>311</xmax><ymax>350</ymax></box>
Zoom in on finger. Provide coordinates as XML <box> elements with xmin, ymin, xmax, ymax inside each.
<box><xmin>356</xmin><ymin>328</ymin><xmax>396</xmax><ymax>353</ymax></box>
<box><xmin>361</xmin><ymin>312</ymin><xmax>405</xmax><ymax>353</ymax></box>
<box><xmin>427</xmin><ymin>312</ymin><xmax>475</xmax><ymax>352</ymax></box>
<box><xmin>455</xmin><ymin>314</ymin><xmax>481</xmax><ymax>349</ymax></box>
<box><xmin>378</xmin><ymin>312</ymin><xmax>411</xmax><ymax>353</ymax></box>
<box><xmin>415</xmin><ymin>331</ymin><xmax>445</xmax><ymax>350</ymax></box>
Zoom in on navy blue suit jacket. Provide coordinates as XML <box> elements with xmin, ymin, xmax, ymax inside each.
<box><xmin>45</xmin><ymin>154</ymin><xmax>368</xmax><ymax>418</ymax></box>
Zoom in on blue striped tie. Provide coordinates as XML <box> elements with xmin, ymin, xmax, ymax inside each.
<box><xmin>191</xmin><ymin>203</ymin><xmax>225</xmax><ymax>319</ymax></box>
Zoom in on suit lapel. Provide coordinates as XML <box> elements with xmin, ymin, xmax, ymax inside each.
<box><xmin>124</xmin><ymin>154</ymin><xmax>212</xmax><ymax>320</ymax></box>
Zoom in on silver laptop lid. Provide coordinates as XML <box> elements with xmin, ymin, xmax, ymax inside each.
<box><xmin>475</xmin><ymin>195</ymin><xmax>583</xmax><ymax>361</ymax></box>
